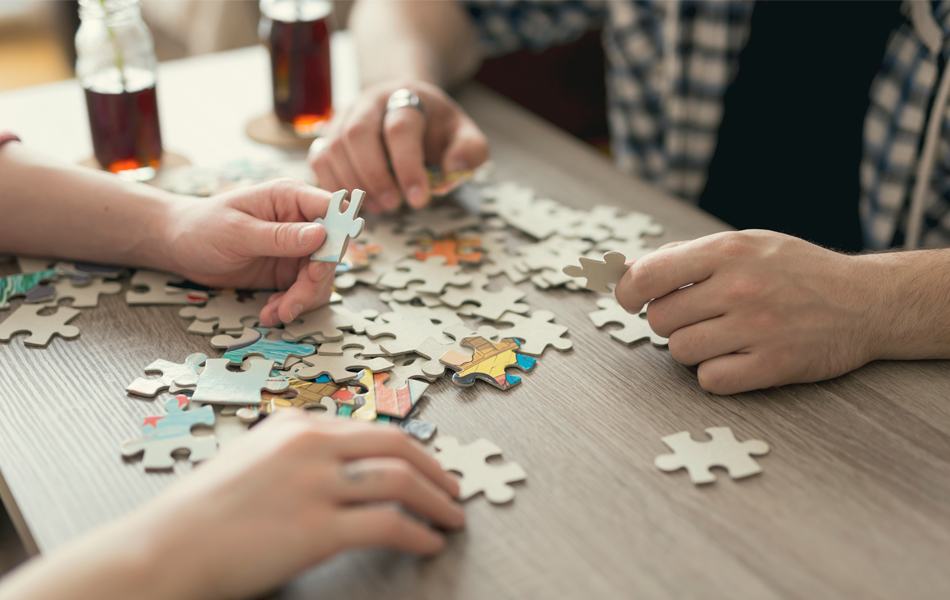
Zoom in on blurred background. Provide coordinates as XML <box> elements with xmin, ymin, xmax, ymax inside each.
<box><xmin>0</xmin><ymin>0</ymin><xmax>609</xmax><ymax>151</ymax></box>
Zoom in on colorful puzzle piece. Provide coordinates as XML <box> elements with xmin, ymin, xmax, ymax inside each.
<box><xmin>217</xmin><ymin>327</ymin><xmax>315</xmax><ymax>365</ymax></box>
<box><xmin>414</xmin><ymin>232</ymin><xmax>483</xmax><ymax>266</ymax></box>
<box><xmin>0</xmin><ymin>304</ymin><xmax>81</xmax><ymax>347</ymax></box>
<box><xmin>334</xmin><ymin>369</ymin><xmax>429</xmax><ymax>420</ymax></box>
<box><xmin>261</xmin><ymin>374</ymin><xmax>351</xmax><ymax>413</ymax></box>
<box><xmin>190</xmin><ymin>358</ymin><xmax>289</xmax><ymax>405</ymax></box>
<box><xmin>311</xmin><ymin>189</ymin><xmax>366</xmax><ymax>263</ymax></box>
<box><xmin>655</xmin><ymin>427</ymin><xmax>770</xmax><ymax>484</ymax></box>
<box><xmin>434</xmin><ymin>436</ymin><xmax>526</xmax><ymax>503</ymax></box>
<box><xmin>0</xmin><ymin>269</ymin><xmax>58</xmax><ymax>309</ymax></box>
<box><xmin>121</xmin><ymin>395</ymin><xmax>217</xmax><ymax>470</ymax></box>
<box><xmin>439</xmin><ymin>336</ymin><xmax>536</xmax><ymax>390</ymax></box>
<box><xmin>126</xmin><ymin>353</ymin><xmax>207</xmax><ymax>397</ymax></box>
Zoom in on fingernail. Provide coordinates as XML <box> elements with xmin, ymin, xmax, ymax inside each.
<box><xmin>287</xmin><ymin>304</ymin><xmax>303</xmax><ymax>322</ymax></box>
<box><xmin>379</xmin><ymin>191</ymin><xmax>399</xmax><ymax>210</ymax></box>
<box><xmin>298</xmin><ymin>224</ymin><xmax>318</xmax><ymax>247</ymax></box>
<box><xmin>407</xmin><ymin>185</ymin><xmax>426</xmax><ymax>207</ymax></box>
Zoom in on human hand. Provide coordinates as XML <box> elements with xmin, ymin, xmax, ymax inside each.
<box><xmin>615</xmin><ymin>230</ymin><xmax>882</xmax><ymax>394</ymax></box>
<box><xmin>134</xmin><ymin>410</ymin><xmax>464</xmax><ymax>600</ymax></box>
<box><xmin>163</xmin><ymin>179</ymin><xmax>337</xmax><ymax>326</ymax></box>
<box><xmin>310</xmin><ymin>80</ymin><xmax>489</xmax><ymax>213</ymax></box>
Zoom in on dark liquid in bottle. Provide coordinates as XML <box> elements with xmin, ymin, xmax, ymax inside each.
<box><xmin>84</xmin><ymin>81</ymin><xmax>163</xmax><ymax>177</ymax></box>
<box><xmin>269</xmin><ymin>15</ymin><xmax>332</xmax><ymax>136</ymax></box>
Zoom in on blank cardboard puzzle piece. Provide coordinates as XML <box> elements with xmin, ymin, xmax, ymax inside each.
<box><xmin>210</xmin><ymin>327</ymin><xmax>262</xmax><ymax>351</ymax></box>
<box><xmin>518</xmin><ymin>235</ymin><xmax>593</xmax><ymax>289</ymax></box>
<box><xmin>333</xmin><ymin>222</ymin><xmax>414</xmax><ymax>289</ymax></box>
<box><xmin>311</xmin><ymin>189</ymin><xmax>366</xmax><ymax>262</ymax></box>
<box><xmin>126</xmin><ymin>270</ymin><xmax>197</xmax><ymax>305</ymax></box>
<box><xmin>296</xmin><ymin>350</ymin><xmax>394</xmax><ymax>383</ymax></box>
<box><xmin>491</xmin><ymin>310</ymin><xmax>572</xmax><ymax>357</ymax></box>
<box><xmin>378</xmin><ymin>255</ymin><xmax>473</xmax><ymax>296</ymax></box>
<box><xmin>126</xmin><ymin>352</ymin><xmax>207</xmax><ymax>397</ymax></box>
<box><xmin>121</xmin><ymin>395</ymin><xmax>217</xmax><ymax>470</ymax></box>
<box><xmin>655</xmin><ymin>427</ymin><xmax>770</xmax><ymax>485</ymax></box>
<box><xmin>50</xmin><ymin>278</ymin><xmax>123</xmax><ymax>308</ymax></box>
<box><xmin>0</xmin><ymin>304</ymin><xmax>81</xmax><ymax>347</ymax></box>
<box><xmin>0</xmin><ymin>269</ymin><xmax>58</xmax><ymax>310</ymax></box>
<box><xmin>588</xmin><ymin>298</ymin><xmax>668</xmax><ymax>347</ymax></box>
<box><xmin>607</xmin><ymin>210</ymin><xmax>663</xmax><ymax>242</ymax></box>
<box><xmin>439</xmin><ymin>273</ymin><xmax>530</xmax><ymax>322</ymax></box>
<box><xmin>190</xmin><ymin>358</ymin><xmax>289</xmax><ymax>405</ymax></box>
<box><xmin>16</xmin><ymin>256</ymin><xmax>56</xmax><ymax>274</ymax></box>
<box><xmin>179</xmin><ymin>293</ymin><xmax>268</xmax><ymax>333</ymax></box>
<box><xmin>282</xmin><ymin>304</ymin><xmax>378</xmax><ymax>342</ymax></box>
<box><xmin>402</xmin><ymin>205</ymin><xmax>481</xmax><ymax>238</ymax></box>
<box><xmin>218</xmin><ymin>327</ymin><xmax>315</xmax><ymax>365</ymax></box>
<box><xmin>366</xmin><ymin>315</ymin><xmax>484</xmax><ymax>379</ymax></box>
<box><xmin>559</xmin><ymin>205</ymin><xmax>617</xmax><ymax>243</ymax></box>
<box><xmin>439</xmin><ymin>336</ymin><xmax>536</xmax><ymax>390</ymax></box>
<box><xmin>434</xmin><ymin>437</ymin><xmax>526</xmax><ymax>503</ymax></box>
<box><xmin>562</xmin><ymin>251</ymin><xmax>630</xmax><ymax>293</ymax></box>
<box><xmin>317</xmin><ymin>333</ymin><xmax>386</xmax><ymax>357</ymax></box>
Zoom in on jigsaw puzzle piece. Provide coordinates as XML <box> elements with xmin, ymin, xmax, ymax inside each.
<box><xmin>0</xmin><ymin>304</ymin><xmax>81</xmax><ymax>347</ymax></box>
<box><xmin>589</xmin><ymin>298</ymin><xmax>667</xmax><ymax>346</ymax></box>
<box><xmin>218</xmin><ymin>327</ymin><xmax>315</xmax><ymax>366</ymax></box>
<box><xmin>121</xmin><ymin>395</ymin><xmax>217</xmax><ymax>470</ymax></box>
<box><xmin>490</xmin><ymin>310</ymin><xmax>572</xmax><ymax>356</ymax></box>
<box><xmin>179</xmin><ymin>293</ymin><xmax>268</xmax><ymax>332</ymax></box>
<box><xmin>126</xmin><ymin>353</ymin><xmax>208</xmax><ymax>397</ymax></box>
<box><xmin>210</xmin><ymin>327</ymin><xmax>263</xmax><ymax>351</ymax></box>
<box><xmin>311</xmin><ymin>189</ymin><xmax>366</xmax><ymax>262</ymax></box>
<box><xmin>434</xmin><ymin>436</ymin><xmax>526</xmax><ymax>503</ymax></box>
<box><xmin>377</xmin><ymin>255</ymin><xmax>472</xmax><ymax>295</ymax></box>
<box><xmin>0</xmin><ymin>269</ymin><xmax>58</xmax><ymax>310</ymax></box>
<box><xmin>296</xmin><ymin>351</ymin><xmax>394</xmax><ymax>383</ymax></box>
<box><xmin>562</xmin><ymin>251</ymin><xmax>630</xmax><ymax>293</ymax></box>
<box><xmin>282</xmin><ymin>304</ymin><xmax>378</xmax><ymax>342</ymax></box>
<box><xmin>654</xmin><ymin>427</ymin><xmax>770</xmax><ymax>484</ymax></box>
<box><xmin>190</xmin><ymin>358</ymin><xmax>289</xmax><ymax>405</ymax></box>
<box><xmin>126</xmin><ymin>270</ymin><xmax>198</xmax><ymax>305</ymax></box>
<box><xmin>50</xmin><ymin>278</ymin><xmax>123</xmax><ymax>308</ymax></box>
<box><xmin>439</xmin><ymin>336</ymin><xmax>536</xmax><ymax>390</ymax></box>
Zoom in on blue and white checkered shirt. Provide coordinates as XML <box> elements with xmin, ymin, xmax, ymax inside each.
<box><xmin>463</xmin><ymin>0</ymin><xmax>950</xmax><ymax>249</ymax></box>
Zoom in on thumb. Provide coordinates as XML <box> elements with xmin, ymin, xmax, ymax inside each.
<box><xmin>246</xmin><ymin>219</ymin><xmax>327</xmax><ymax>258</ymax></box>
<box><xmin>441</xmin><ymin>117</ymin><xmax>489</xmax><ymax>174</ymax></box>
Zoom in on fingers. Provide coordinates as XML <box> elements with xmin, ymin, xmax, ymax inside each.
<box><xmin>330</xmin><ymin>428</ymin><xmax>460</xmax><ymax>498</ymax></box>
<box><xmin>615</xmin><ymin>237</ymin><xmax>720</xmax><ymax>313</ymax></box>
<box><xmin>666</xmin><ymin>316</ymin><xmax>753</xmax><ymax>366</ymax></box>
<box><xmin>332</xmin><ymin>506</ymin><xmax>446</xmax><ymax>555</ymax></box>
<box><xmin>696</xmin><ymin>352</ymin><xmax>774</xmax><ymax>395</ymax></box>
<box><xmin>342</xmin><ymin>120</ymin><xmax>402</xmax><ymax>213</ymax></box>
<box><xmin>239</xmin><ymin>217</ymin><xmax>328</xmax><ymax>260</ymax></box>
<box><xmin>440</xmin><ymin>115</ymin><xmax>489</xmax><ymax>175</ymax></box>
<box><xmin>271</xmin><ymin>260</ymin><xmax>336</xmax><ymax>324</ymax></box>
<box><xmin>334</xmin><ymin>458</ymin><xmax>465</xmax><ymax>530</ymax></box>
<box><xmin>383</xmin><ymin>106</ymin><xmax>429</xmax><ymax>208</ymax></box>
<box><xmin>646</xmin><ymin>279</ymin><xmax>726</xmax><ymax>338</ymax></box>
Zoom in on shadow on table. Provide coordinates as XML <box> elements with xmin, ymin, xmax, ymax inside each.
<box><xmin>0</xmin><ymin>504</ymin><xmax>27</xmax><ymax>577</ymax></box>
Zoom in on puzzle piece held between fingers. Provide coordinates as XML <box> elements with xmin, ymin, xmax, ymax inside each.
<box><xmin>588</xmin><ymin>298</ymin><xmax>668</xmax><ymax>347</ymax></box>
<box><xmin>655</xmin><ymin>427</ymin><xmax>770</xmax><ymax>484</ymax></box>
<box><xmin>121</xmin><ymin>395</ymin><xmax>217</xmax><ymax>470</ymax></box>
<box><xmin>126</xmin><ymin>353</ymin><xmax>208</xmax><ymax>397</ymax></box>
<box><xmin>562</xmin><ymin>251</ymin><xmax>630</xmax><ymax>293</ymax></box>
<box><xmin>439</xmin><ymin>336</ymin><xmax>536</xmax><ymax>390</ymax></box>
<box><xmin>0</xmin><ymin>304</ymin><xmax>81</xmax><ymax>347</ymax></box>
<box><xmin>434</xmin><ymin>436</ymin><xmax>526</xmax><ymax>503</ymax></box>
<box><xmin>311</xmin><ymin>189</ymin><xmax>366</xmax><ymax>263</ymax></box>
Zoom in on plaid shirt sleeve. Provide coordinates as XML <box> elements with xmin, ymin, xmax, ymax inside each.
<box><xmin>460</xmin><ymin>1</ymin><xmax>608</xmax><ymax>57</ymax></box>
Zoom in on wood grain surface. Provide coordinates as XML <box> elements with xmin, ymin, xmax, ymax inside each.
<box><xmin>1</xmin><ymin>48</ymin><xmax>949</xmax><ymax>600</ymax></box>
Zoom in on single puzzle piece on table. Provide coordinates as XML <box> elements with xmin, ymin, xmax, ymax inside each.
<box><xmin>367</xmin><ymin>317</ymin><xmax>485</xmax><ymax>380</ymax></box>
<box><xmin>655</xmin><ymin>427</ymin><xmax>770</xmax><ymax>485</ymax></box>
<box><xmin>121</xmin><ymin>395</ymin><xmax>217</xmax><ymax>470</ymax></box>
<box><xmin>490</xmin><ymin>310</ymin><xmax>572</xmax><ymax>357</ymax></box>
<box><xmin>402</xmin><ymin>205</ymin><xmax>481</xmax><ymax>238</ymax></box>
<box><xmin>49</xmin><ymin>278</ymin><xmax>123</xmax><ymax>308</ymax></box>
<box><xmin>296</xmin><ymin>349</ymin><xmax>394</xmax><ymax>383</ymax></box>
<box><xmin>329</xmin><ymin>371</ymin><xmax>434</xmax><ymax>439</ymax></box>
<box><xmin>190</xmin><ymin>358</ymin><xmax>289</xmax><ymax>405</ymax></box>
<box><xmin>0</xmin><ymin>269</ymin><xmax>58</xmax><ymax>310</ymax></box>
<box><xmin>556</xmin><ymin>205</ymin><xmax>617</xmax><ymax>243</ymax></box>
<box><xmin>378</xmin><ymin>255</ymin><xmax>473</xmax><ymax>296</ymax></box>
<box><xmin>0</xmin><ymin>304</ymin><xmax>81</xmax><ymax>347</ymax></box>
<box><xmin>311</xmin><ymin>189</ymin><xmax>366</xmax><ymax>263</ymax></box>
<box><xmin>439</xmin><ymin>336</ymin><xmax>536</xmax><ymax>390</ymax></box>
<box><xmin>414</xmin><ymin>231</ymin><xmax>483</xmax><ymax>266</ymax></box>
<box><xmin>378</xmin><ymin>282</ymin><xmax>445</xmax><ymax>306</ymax></box>
<box><xmin>482</xmin><ymin>185</ymin><xmax>581</xmax><ymax>240</ymax></box>
<box><xmin>317</xmin><ymin>333</ymin><xmax>386</xmax><ymax>357</ymax></box>
<box><xmin>382</xmin><ymin>301</ymin><xmax>464</xmax><ymax>328</ymax></box>
<box><xmin>562</xmin><ymin>251</ymin><xmax>630</xmax><ymax>293</ymax></box>
<box><xmin>439</xmin><ymin>273</ymin><xmax>530</xmax><ymax>322</ymax></box>
<box><xmin>125</xmin><ymin>352</ymin><xmax>207</xmax><ymax>397</ymax></box>
<box><xmin>126</xmin><ymin>270</ymin><xmax>198</xmax><ymax>305</ymax></box>
<box><xmin>588</xmin><ymin>298</ymin><xmax>668</xmax><ymax>347</ymax></box>
<box><xmin>179</xmin><ymin>293</ymin><xmax>268</xmax><ymax>333</ymax></box>
<box><xmin>434</xmin><ymin>437</ymin><xmax>526</xmax><ymax>504</ymax></box>
<box><xmin>210</xmin><ymin>327</ymin><xmax>262</xmax><ymax>351</ymax></box>
<box><xmin>480</xmin><ymin>231</ymin><xmax>532</xmax><ymax>284</ymax></box>
<box><xmin>282</xmin><ymin>304</ymin><xmax>379</xmax><ymax>342</ymax></box>
<box><xmin>215</xmin><ymin>327</ymin><xmax>315</xmax><ymax>365</ymax></box>
<box><xmin>333</xmin><ymin>369</ymin><xmax>429</xmax><ymax>420</ymax></box>
<box><xmin>517</xmin><ymin>235</ymin><xmax>593</xmax><ymax>289</ymax></box>
<box><xmin>605</xmin><ymin>210</ymin><xmax>663</xmax><ymax>242</ymax></box>
<box><xmin>262</xmin><ymin>374</ymin><xmax>353</xmax><ymax>415</ymax></box>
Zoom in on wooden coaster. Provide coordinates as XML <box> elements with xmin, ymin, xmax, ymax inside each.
<box><xmin>79</xmin><ymin>151</ymin><xmax>190</xmax><ymax>174</ymax></box>
<box><xmin>246</xmin><ymin>111</ymin><xmax>319</xmax><ymax>149</ymax></box>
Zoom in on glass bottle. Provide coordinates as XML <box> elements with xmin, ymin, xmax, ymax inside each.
<box><xmin>75</xmin><ymin>0</ymin><xmax>163</xmax><ymax>181</ymax></box>
<box><xmin>260</xmin><ymin>0</ymin><xmax>334</xmax><ymax>137</ymax></box>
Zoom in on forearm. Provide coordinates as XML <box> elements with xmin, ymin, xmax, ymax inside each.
<box><xmin>856</xmin><ymin>248</ymin><xmax>950</xmax><ymax>360</ymax></box>
<box><xmin>351</xmin><ymin>0</ymin><xmax>482</xmax><ymax>88</ymax></box>
<box><xmin>0</xmin><ymin>142</ymin><xmax>180</xmax><ymax>270</ymax></box>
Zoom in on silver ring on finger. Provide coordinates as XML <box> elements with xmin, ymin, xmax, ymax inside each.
<box><xmin>385</xmin><ymin>88</ymin><xmax>426</xmax><ymax>119</ymax></box>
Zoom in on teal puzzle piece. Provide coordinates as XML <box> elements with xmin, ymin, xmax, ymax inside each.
<box><xmin>121</xmin><ymin>395</ymin><xmax>217</xmax><ymax>470</ymax></box>
<box><xmin>0</xmin><ymin>269</ymin><xmax>57</xmax><ymax>309</ymax></box>
<box><xmin>222</xmin><ymin>327</ymin><xmax>316</xmax><ymax>365</ymax></box>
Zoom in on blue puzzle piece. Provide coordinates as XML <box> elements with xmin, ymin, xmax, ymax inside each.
<box><xmin>222</xmin><ymin>327</ymin><xmax>316</xmax><ymax>366</ymax></box>
<box><xmin>120</xmin><ymin>395</ymin><xmax>217</xmax><ymax>470</ymax></box>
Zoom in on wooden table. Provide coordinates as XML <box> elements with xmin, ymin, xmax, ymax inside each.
<box><xmin>2</xmin><ymin>47</ymin><xmax>950</xmax><ymax>600</ymax></box>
